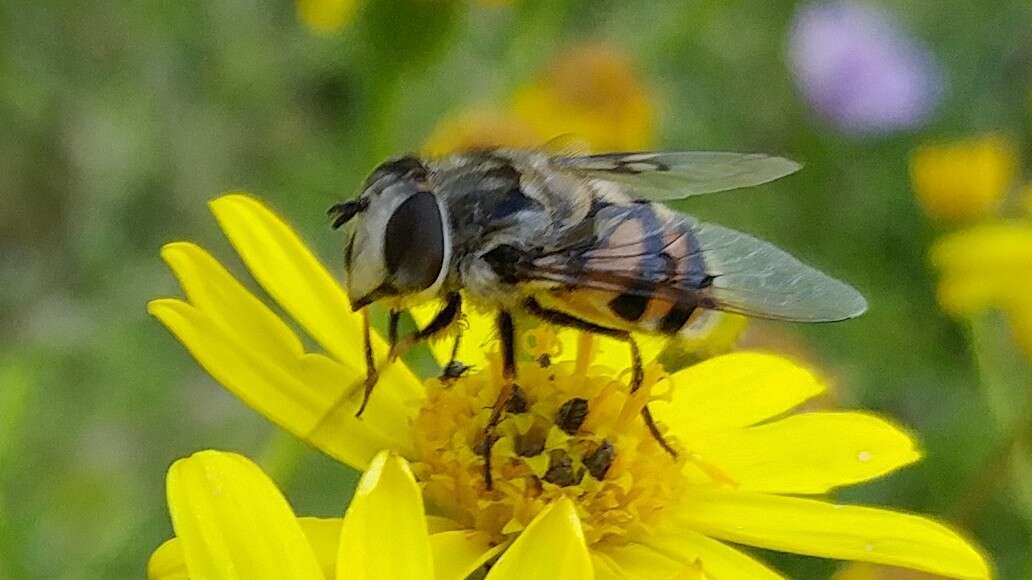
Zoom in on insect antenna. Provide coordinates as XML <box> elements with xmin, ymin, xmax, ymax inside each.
<box><xmin>327</xmin><ymin>198</ymin><xmax>369</xmax><ymax>229</ymax></box>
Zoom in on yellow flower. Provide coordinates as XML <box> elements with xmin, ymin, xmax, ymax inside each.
<box><xmin>424</xmin><ymin>44</ymin><xmax>656</xmax><ymax>158</ymax></box>
<box><xmin>511</xmin><ymin>45</ymin><xmax>655</xmax><ymax>151</ymax></box>
<box><xmin>422</xmin><ymin>109</ymin><xmax>545</xmax><ymax>158</ymax></box>
<box><xmin>149</xmin><ymin>449</ymin><xmax>511</xmax><ymax>579</ymax></box>
<box><xmin>931</xmin><ymin>222</ymin><xmax>1032</xmax><ymax>357</ymax></box>
<box><xmin>149</xmin><ymin>193</ymin><xmax>990</xmax><ymax>579</ymax></box>
<box><xmin>931</xmin><ymin>222</ymin><xmax>1032</xmax><ymax>315</ymax></box>
<box><xmin>909</xmin><ymin>134</ymin><xmax>1019</xmax><ymax>222</ymax></box>
<box><xmin>296</xmin><ymin>0</ymin><xmax>358</xmax><ymax>34</ymax></box>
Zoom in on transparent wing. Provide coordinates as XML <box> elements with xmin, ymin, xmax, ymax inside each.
<box><xmin>553</xmin><ymin>151</ymin><xmax>802</xmax><ymax>200</ymax></box>
<box><xmin>692</xmin><ymin>221</ymin><xmax>867</xmax><ymax>322</ymax></box>
<box><xmin>524</xmin><ymin>206</ymin><xmax>866</xmax><ymax>323</ymax></box>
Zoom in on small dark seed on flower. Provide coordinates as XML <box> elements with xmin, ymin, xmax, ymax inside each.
<box><xmin>543</xmin><ymin>449</ymin><xmax>578</xmax><ymax>486</ymax></box>
<box><xmin>583</xmin><ymin>439</ymin><xmax>615</xmax><ymax>480</ymax></box>
<box><xmin>506</xmin><ymin>384</ymin><xmax>528</xmax><ymax>413</ymax></box>
<box><xmin>555</xmin><ymin>398</ymin><xmax>589</xmax><ymax>435</ymax></box>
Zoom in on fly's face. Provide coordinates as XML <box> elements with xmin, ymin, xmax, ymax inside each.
<box><xmin>329</xmin><ymin>156</ymin><xmax>451</xmax><ymax>310</ymax></box>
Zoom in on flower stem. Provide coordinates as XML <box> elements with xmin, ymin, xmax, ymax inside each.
<box><xmin>950</xmin><ymin>312</ymin><xmax>1032</xmax><ymax>525</ymax></box>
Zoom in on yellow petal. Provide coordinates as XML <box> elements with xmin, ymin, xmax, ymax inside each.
<box><xmin>688</xmin><ymin>412</ymin><xmax>921</xmax><ymax>493</ymax></box>
<box><xmin>161</xmin><ymin>242</ymin><xmax>307</xmax><ymax>368</ymax></box>
<box><xmin>486</xmin><ymin>498</ymin><xmax>593</xmax><ymax>580</ymax></box>
<box><xmin>148</xmin><ymin>299</ymin><xmax>415</xmax><ymax>469</ymax></box>
<box><xmin>930</xmin><ymin>223</ymin><xmax>1032</xmax><ymax>315</ymax></box>
<box><xmin>674</xmin><ymin>489</ymin><xmax>990</xmax><ymax>579</ymax></box>
<box><xmin>297</xmin><ymin>518</ymin><xmax>343</xmax><ymax>580</ymax></box>
<box><xmin>165</xmin><ymin>450</ymin><xmax>324</xmax><ymax>580</ymax></box>
<box><xmin>336</xmin><ymin>451</ymin><xmax>434</xmax><ymax>580</ymax></box>
<box><xmin>426</xmin><ymin>516</ymin><xmax>464</xmax><ymax>534</ymax></box>
<box><xmin>652</xmin><ymin>353</ymin><xmax>824</xmax><ymax>436</ymax></box>
<box><xmin>208</xmin><ymin>193</ymin><xmax>422</xmax><ymax>401</ymax></box>
<box><xmin>151</xmin><ymin>518</ymin><xmax>343</xmax><ymax>580</ymax></box>
<box><xmin>910</xmin><ymin>134</ymin><xmax>1017</xmax><ymax>222</ymax></box>
<box><xmin>594</xmin><ymin>530</ymin><xmax>783</xmax><ymax>580</ymax></box>
<box><xmin>430</xmin><ymin>531</ymin><xmax>505</xmax><ymax>580</ymax></box>
<box><xmin>834</xmin><ymin>562</ymin><xmax>967</xmax><ymax>580</ymax></box>
<box><xmin>148</xmin><ymin>538</ymin><xmax>189</xmax><ymax>580</ymax></box>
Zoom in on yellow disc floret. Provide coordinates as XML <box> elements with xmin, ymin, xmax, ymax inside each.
<box><xmin>410</xmin><ymin>328</ymin><xmax>690</xmax><ymax>547</ymax></box>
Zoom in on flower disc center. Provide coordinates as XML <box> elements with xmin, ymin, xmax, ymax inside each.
<box><xmin>410</xmin><ymin>330</ymin><xmax>687</xmax><ymax>546</ymax></box>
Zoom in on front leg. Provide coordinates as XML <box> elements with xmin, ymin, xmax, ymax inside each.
<box><xmin>440</xmin><ymin>331</ymin><xmax>470</xmax><ymax>381</ymax></box>
<box><xmin>482</xmin><ymin>310</ymin><xmax>516</xmax><ymax>490</ymax></box>
<box><xmin>390</xmin><ymin>292</ymin><xmax>462</xmax><ymax>362</ymax></box>
<box><xmin>355</xmin><ymin>293</ymin><xmax>462</xmax><ymax>418</ymax></box>
<box><xmin>355</xmin><ymin>309</ymin><xmax>380</xmax><ymax>417</ymax></box>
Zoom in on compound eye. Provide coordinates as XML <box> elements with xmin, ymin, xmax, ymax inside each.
<box><xmin>383</xmin><ymin>191</ymin><xmax>445</xmax><ymax>292</ymax></box>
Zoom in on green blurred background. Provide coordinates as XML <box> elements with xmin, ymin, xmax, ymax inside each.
<box><xmin>2</xmin><ymin>1</ymin><xmax>1031</xmax><ymax>578</ymax></box>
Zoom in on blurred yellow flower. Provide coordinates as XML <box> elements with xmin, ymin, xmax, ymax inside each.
<box><xmin>931</xmin><ymin>222</ymin><xmax>1032</xmax><ymax>315</ymax></box>
<box><xmin>422</xmin><ymin>109</ymin><xmax>544</xmax><ymax>158</ymax></box>
<box><xmin>931</xmin><ymin>222</ymin><xmax>1032</xmax><ymax>358</ymax></box>
<box><xmin>425</xmin><ymin>44</ymin><xmax>656</xmax><ymax>158</ymax></box>
<box><xmin>149</xmin><ymin>193</ymin><xmax>990</xmax><ymax>578</ymax></box>
<box><xmin>910</xmin><ymin>134</ymin><xmax>1018</xmax><ymax>222</ymax></box>
<box><xmin>296</xmin><ymin>0</ymin><xmax>358</xmax><ymax>34</ymax></box>
<box><xmin>512</xmin><ymin>45</ymin><xmax>656</xmax><ymax>151</ymax></box>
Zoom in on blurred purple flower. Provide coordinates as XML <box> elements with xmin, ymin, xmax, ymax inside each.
<box><xmin>788</xmin><ymin>1</ymin><xmax>944</xmax><ymax>136</ymax></box>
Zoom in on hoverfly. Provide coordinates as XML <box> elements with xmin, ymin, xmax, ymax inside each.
<box><xmin>329</xmin><ymin>149</ymin><xmax>866</xmax><ymax>486</ymax></box>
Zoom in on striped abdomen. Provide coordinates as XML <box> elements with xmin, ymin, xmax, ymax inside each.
<box><xmin>533</xmin><ymin>201</ymin><xmax>714</xmax><ymax>337</ymax></box>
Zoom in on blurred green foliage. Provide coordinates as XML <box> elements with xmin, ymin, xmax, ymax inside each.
<box><xmin>1</xmin><ymin>1</ymin><xmax>1031</xmax><ymax>578</ymax></box>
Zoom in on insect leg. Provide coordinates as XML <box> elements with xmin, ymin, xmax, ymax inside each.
<box><xmin>628</xmin><ymin>336</ymin><xmax>679</xmax><ymax>458</ymax></box>
<box><xmin>355</xmin><ymin>309</ymin><xmax>381</xmax><ymax>417</ymax></box>
<box><xmin>440</xmin><ymin>330</ymin><xmax>469</xmax><ymax>381</ymax></box>
<box><xmin>524</xmin><ymin>298</ymin><xmax>678</xmax><ymax>458</ymax></box>
<box><xmin>357</xmin><ymin>294</ymin><xmax>461</xmax><ymax>418</ymax></box>
<box><xmin>483</xmin><ymin>310</ymin><xmax>516</xmax><ymax>490</ymax></box>
<box><xmin>390</xmin><ymin>292</ymin><xmax>462</xmax><ymax>362</ymax></box>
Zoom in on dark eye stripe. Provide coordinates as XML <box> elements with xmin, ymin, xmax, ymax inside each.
<box><xmin>384</xmin><ymin>191</ymin><xmax>445</xmax><ymax>292</ymax></box>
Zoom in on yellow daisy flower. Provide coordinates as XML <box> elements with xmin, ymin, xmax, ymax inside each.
<box><xmin>909</xmin><ymin>134</ymin><xmax>1019</xmax><ymax>222</ymax></box>
<box><xmin>149</xmin><ymin>193</ymin><xmax>990</xmax><ymax>579</ymax></box>
<box><xmin>931</xmin><ymin>222</ymin><xmax>1032</xmax><ymax>358</ymax></box>
<box><xmin>426</xmin><ymin>43</ymin><xmax>657</xmax><ymax>159</ymax></box>
<box><xmin>422</xmin><ymin>109</ymin><xmax>546</xmax><ymax>159</ymax></box>
<box><xmin>511</xmin><ymin>45</ymin><xmax>655</xmax><ymax>151</ymax></box>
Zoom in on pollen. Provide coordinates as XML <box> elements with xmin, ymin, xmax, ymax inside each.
<box><xmin>409</xmin><ymin>328</ymin><xmax>692</xmax><ymax>546</ymax></box>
